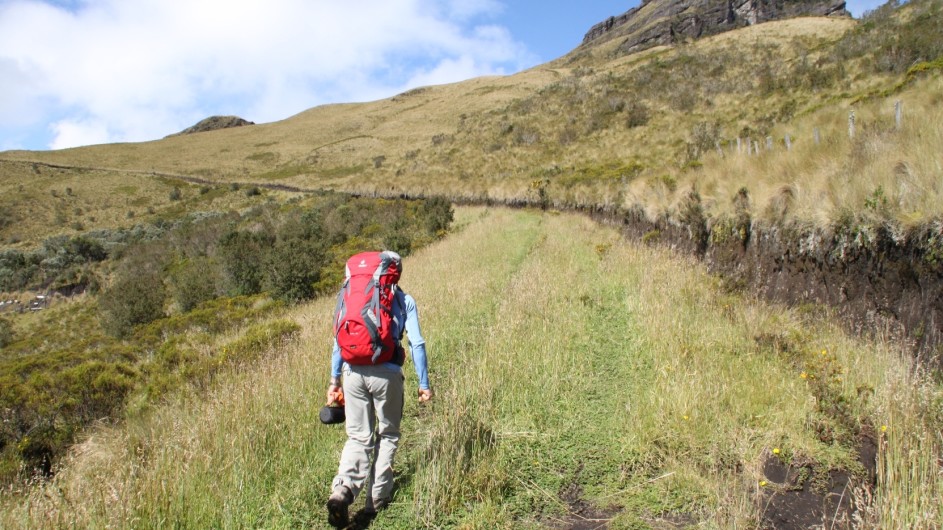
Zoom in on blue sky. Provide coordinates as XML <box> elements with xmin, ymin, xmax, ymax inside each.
<box><xmin>0</xmin><ymin>0</ymin><xmax>887</xmax><ymax>151</ymax></box>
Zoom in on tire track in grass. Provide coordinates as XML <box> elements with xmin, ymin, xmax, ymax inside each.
<box><xmin>399</xmin><ymin>211</ymin><xmax>654</xmax><ymax>527</ymax></box>
<box><xmin>363</xmin><ymin>206</ymin><xmax>550</xmax><ymax>527</ymax></box>
<box><xmin>481</xmin><ymin>212</ymin><xmax>654</xmax><ymax>528</ymax></box>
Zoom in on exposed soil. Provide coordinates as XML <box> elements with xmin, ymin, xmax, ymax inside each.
<box><xmin>758</xmin><ymin>426</ymin><xmax>878</xmax><ymax>530</ymax></box>
<box><xmin>553</xmin><ymin>482</ymin><xmax>620</xmax><ymax>530</ymax></box>
<box><xmin>577</xmin><ymin>201</ymin><xmax>943</xmax><ymax>367</ymax></box>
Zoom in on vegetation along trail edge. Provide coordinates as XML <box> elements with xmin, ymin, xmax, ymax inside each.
<box><xmin>9</xmin><ymin>156</ymin><xmax>939</xmax><ymax>365</ymax></box>
<box><xmin>3</xmin><ymin>207</ymin><xmax>939</xmax><ymax>528</ymax></box>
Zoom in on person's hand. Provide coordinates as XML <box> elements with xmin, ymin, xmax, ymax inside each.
<box><xmin>327</xmin><ymin>384</ymin><xmax>344</xmax><ymax>406</ymax></box>
<box><xmin>418</xmin><ymin>388</ymin><xmax>433</xmax><ymax>403</ymax></box>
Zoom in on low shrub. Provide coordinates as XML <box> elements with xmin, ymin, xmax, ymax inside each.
<box><xmin>99</xmin><ymin>269</ymin><xmax>166</xmax><ymax>338</ymax></box>
<box><xmin>0</xmin><ymin>318</ymin><xmax>12</xmax><ymax>348</ymax></box>
<box><xmin>219</xmin><ymin>320</ymin><xmax>300</xmax><ymax>365</ymax></box>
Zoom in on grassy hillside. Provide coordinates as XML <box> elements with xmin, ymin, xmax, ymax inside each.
<box><xmin>2</xmin><ymin>207</ymin><xmax>939</xmax><ymax>528</ymax></box>
<box><xmin>0</xmin><ymin>1</ymin><xmax>941</xmax><ymax>527</ymax></box>
<box><xmin>0</xmin><ymin>188</ymin><xmax>453</xmax><ymax>483</ymax></box>
<box><xmin>1</xmin><ymin>0</ymin><xmax>941</xmax><ymax>236</ymax></box>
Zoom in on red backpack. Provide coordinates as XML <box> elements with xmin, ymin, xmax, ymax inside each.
<box><xmin>333</xmin><ymin>251</ymin><xmax>403</xmax><ymax>365</ymax></box>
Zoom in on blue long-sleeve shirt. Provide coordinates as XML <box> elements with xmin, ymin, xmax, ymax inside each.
<box><xmin>331</xmin><ymin>289</ymin><xmax>430</xmax><ymax>390</ymax></box>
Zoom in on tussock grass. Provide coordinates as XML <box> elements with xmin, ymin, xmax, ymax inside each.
<box><xmin>5</xmin><ymin>7</ymin><xmax>940</xmax><ymax>230</ymax></box>
<box><xmin>690</xmin><ymin>76</ymin><xmax>943</xmax><ymax>227</ymax></box>
<box><xmin>4</xmin><ymin>207</ymin><xmax>938</xmax><ymax>528</ymax></box>
<box><xmin>866</xmin><ymin>360</ymin><xmax>943</xmax><ymax>528</ymax></box>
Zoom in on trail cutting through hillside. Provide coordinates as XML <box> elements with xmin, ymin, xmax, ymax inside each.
<box><xmin>2</xmin><ymin>208</ymin><xmax>938</xmax><ymax>529</ymax></box>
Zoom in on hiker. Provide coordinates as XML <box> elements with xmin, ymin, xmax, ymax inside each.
<box><xmin>326</xmin><ymin>250</ymin><xmax>432</xmax><ymax>527</ymax></box>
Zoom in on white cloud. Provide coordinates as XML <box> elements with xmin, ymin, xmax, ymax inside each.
<box><xmin>49</xmin><ymin>118</ymin><xmax>110</xmax><ymax>150</ymax></box>
<box><xmin>0</xmin><ymin>0</ymin><xmax>534</xmax><ymax>150</ymax></box>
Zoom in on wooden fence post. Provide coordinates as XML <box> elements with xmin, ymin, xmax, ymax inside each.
<box><xmin>766</xmin><ymin>136</ymin><xmax>773</xmax><ymax>151</ymax></box>
<box><xmin>814</xmin><ymin>128</ymin><xmax>821</xmax><ymax>145</ymax></box>
<box><xmin>848</xmin><ymin>110</ymin><xmax>855</xmax><ymax>140</ymax></box>
<box><xmin>737</xmin><ymin>137</ymin><xmax>742</xmax><ymax>155</ymax></box>
<box><xmin>895</xmin><ymin>100</ymin><xmax>902</xmax><ymax>130</ymax></box>
<box><xmin>785</xmin><ymin>134</ymin><xmax>792</xmax><ymax>151</ymax></box>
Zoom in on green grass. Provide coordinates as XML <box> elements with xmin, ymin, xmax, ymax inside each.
<box><xmin>0</xmin><ymin>2</ymin><xmax>941</xmax><ymax>526</ymax></box>
<box><xmin>3</xmin><ymin>207</ymin><xmax>938</xmax><ymax>528</ymax></box>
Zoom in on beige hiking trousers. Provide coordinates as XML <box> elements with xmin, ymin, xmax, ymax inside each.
<box><xmin>332</xmin><ymin>363</ymin><xmax>405</xmax><ymax>508</ymax></box>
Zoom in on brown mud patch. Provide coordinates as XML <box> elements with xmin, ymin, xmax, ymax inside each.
<box><xmin>549</xmin><ymin>482</ymin><xmax>620</xmax><ymax>530</ymax></box>
<box><xmin>759</xmin><ymin>429</ymin><xmax>878</xmax><ymax>529</ymax></box>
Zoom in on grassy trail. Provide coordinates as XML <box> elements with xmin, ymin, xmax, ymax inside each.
<box><xmin>2</xmin><ymin>207</ymin><xmax>940</xmax><ymax>529</ymax></box>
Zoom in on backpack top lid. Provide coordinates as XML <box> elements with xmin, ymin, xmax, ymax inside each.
<box><xmin>344</xmin><ymin>250</ymin><xmax>402</xmax><ymax>285</ymax></box>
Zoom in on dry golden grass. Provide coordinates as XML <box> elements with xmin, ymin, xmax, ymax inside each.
<box><xmin>689</xmin><ymin>75</ymin><xmax>943</xmax><ymax>227</ymax></box>
<box><xmin>0</xmin><ymin>159</ymin><xmax>298</xmax><ymax>248</ymax></box>
<box><xmin>5</xmin><ymin>14</ymin><xmax>929</xmax><ymax>231</ymax></box>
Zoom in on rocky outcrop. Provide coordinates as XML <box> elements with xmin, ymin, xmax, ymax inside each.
<box><xmin>583</xmin><ymin>0</ymin><xmax>849</xmax><ymax>54</ymax></box>
<box><xmin>167</xmin><ymin>116</ymin><xmax>254</xmax><ymax>137</ymax></box>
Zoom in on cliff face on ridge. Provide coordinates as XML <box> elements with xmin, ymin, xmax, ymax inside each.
<box><xmin>583</xmin><ymin>0</ymin><xmax>849</xmax><ymax>53</ymax></box>
<box><xmin>166</xmin><ymin>116</ymin><xmax>254</xmax><ymax>137</ymax></box>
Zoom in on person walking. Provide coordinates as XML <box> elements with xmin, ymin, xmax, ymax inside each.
<box><xmin>326</xmin><ymin>250</ymin><xmax>432</xmax><ymax>527</ymax></box>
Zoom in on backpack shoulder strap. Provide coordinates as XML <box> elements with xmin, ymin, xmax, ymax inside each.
<box><xmin>391</xmin><ymin>286</ymin><xmax>406</xmax><ymax>339</ymax></box>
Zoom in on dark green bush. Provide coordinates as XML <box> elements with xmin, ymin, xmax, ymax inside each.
<box><xmin>423</xmin><ymin>196</ymin><xmax>454</xmax><ymax>236</ymax></box>
<box><xmin>384</xmin><ymin>232</ymin><xmax>413</xmax><ymax>256</ymax></box>
<box><xmin>625</xmin><ymin>101</ymin><xmax>651</xmax><ymax>128</ymax></box>
<box><xmin>0</xmin><ymin>318</ymin><xmax>12</xmax><ymax>348</ymax></box>
<box><xmin>99</xmin><ymin>269</ymin><xmax>166</xmax><ymax>338</ymax></box>
<box><xmin>170</xmin><ymin>257</ymin><xmax>222</xmax><ymax>312</ymax></box>
<box><xmin>267</xmin><ymin>238</ymin><xmax>324</xmax><ymax>303</ymax></box>
<box><xmin>0</xmin><ymin>249</ymin><xmax>36</xmax><ymax>291</ymax></box>
<box><xmin>0</xmin><ymin>205</ymin><xmax>15</xmax><ymax>230</ymax></box>
<box><xmin>219</xmin><ymin>230</ymin><xmax>274</xmax><ymax>296</ymax></box>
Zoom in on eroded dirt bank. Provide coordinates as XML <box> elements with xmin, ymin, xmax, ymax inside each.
<box><xmin>577</xmin><ymin>202</ymin><xmax>943</xmax><ymax>366</ymax></box>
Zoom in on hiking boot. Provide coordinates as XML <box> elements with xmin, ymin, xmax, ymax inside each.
<box><xmin>326</xmin><ymin>485</ymin><xmax>352</xmax><ymax>528</ymax></box>
<box><xmin>364</xmin><ymin>496</ymin><xmax>390</xmax><ymax>515</ymax></box>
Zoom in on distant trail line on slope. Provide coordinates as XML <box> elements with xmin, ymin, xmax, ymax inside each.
<box><xmin>0</xmin><ymin>159</ymin><xmax>318</xmax><ymax>194</ymax></box>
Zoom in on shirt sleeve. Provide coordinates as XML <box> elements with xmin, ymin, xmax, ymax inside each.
<box><xmin>331</xmin><ymin>338</ymin><xmax>342</xmax><ymax>380</ymax></box>
<box><xmin>403</xmin><ymin>294</ymin><xmax>430</xmax><ymax>390</ymax></box>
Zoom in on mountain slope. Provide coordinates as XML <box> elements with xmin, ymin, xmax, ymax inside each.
<box><xmin>1</xmin><ymin>1</ymin><xmax>940</xmax><ymax>229</ymax></box>
<box><xmin>0</xmin><ymin>13</ymin><xmax>881</xmax><ymax>208</ymax></box>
